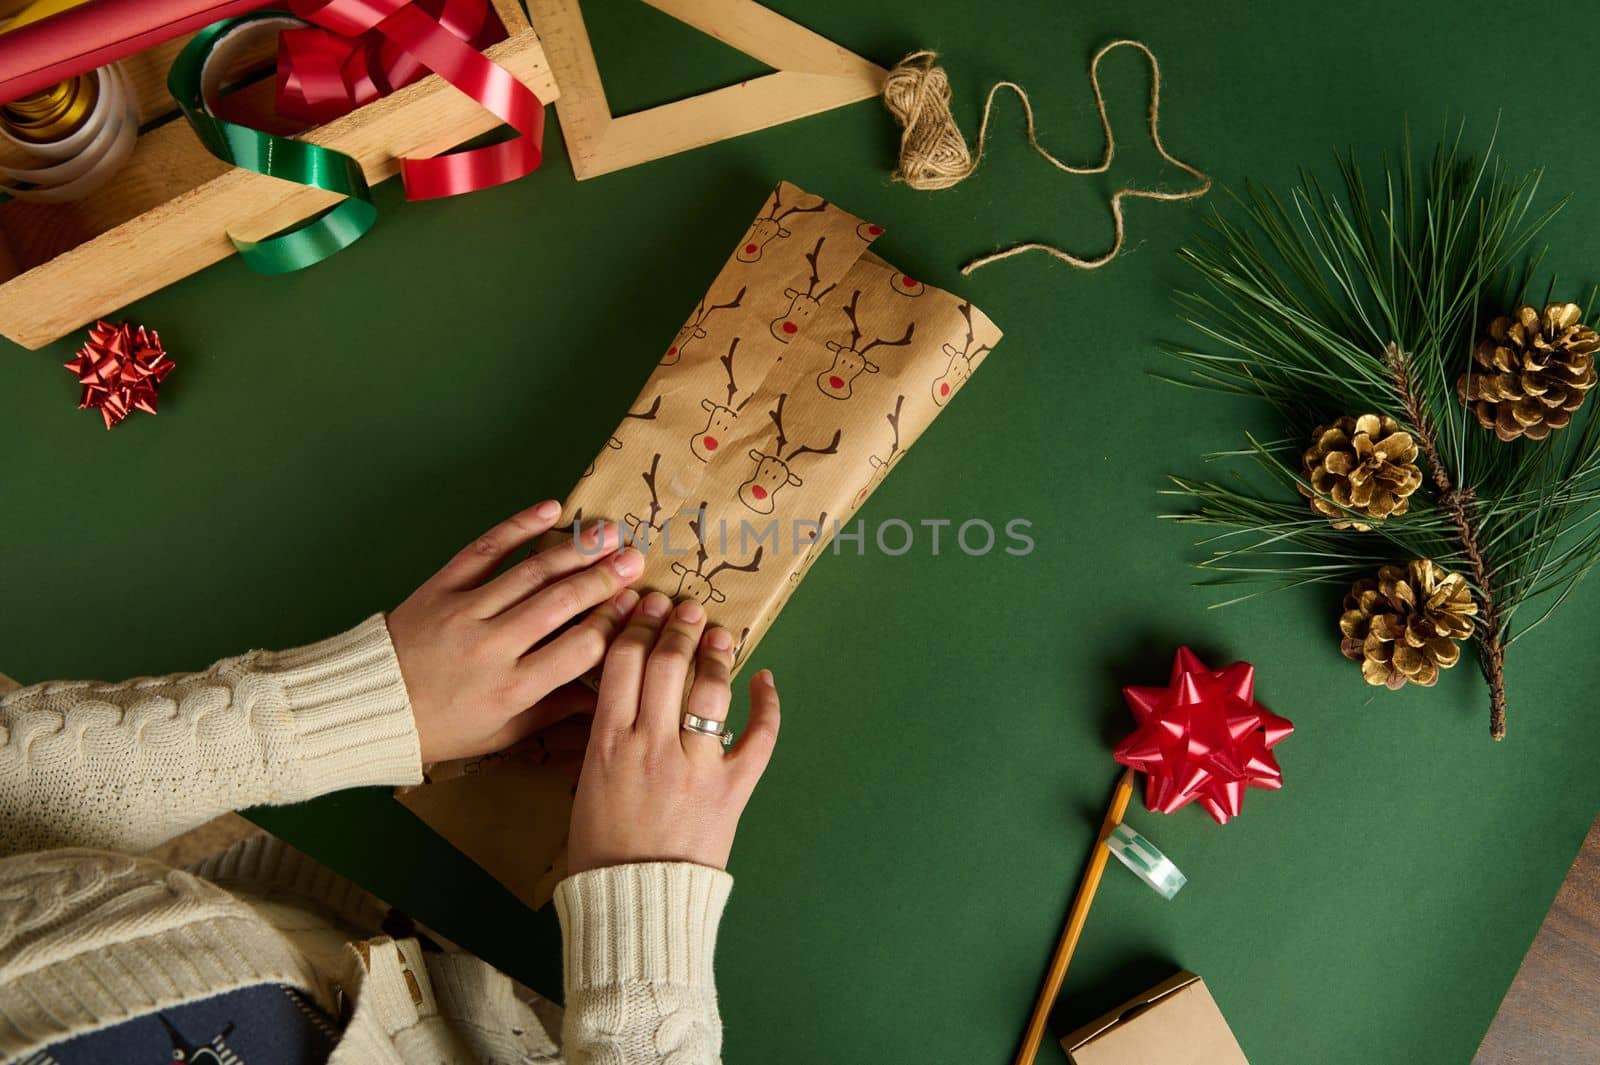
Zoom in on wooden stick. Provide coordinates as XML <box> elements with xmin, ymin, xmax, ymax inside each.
<box><xmin>528</xmin><ymin>0</ymin><xmax>884</xmax><ymax>180</ymax></box>
<box><xmin>0</xmin><ymin>8</ymin><xmax>556</xmax><ymax>349</ymax></box>
<box><xmin>1013</xmin><ymin>767</ymin><xmax>1136</xmax><ymax>1065</ymax></box>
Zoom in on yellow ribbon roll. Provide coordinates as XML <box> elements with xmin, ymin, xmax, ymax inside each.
<box><xmin>0</xmin><ymin>0</ymin><xmax>135</xmax><ymax>202</ymax></box>
<box><xmin>3</xmin><ymin>74</ymin><xmax>96</xmax><ymax>142</ymax></box>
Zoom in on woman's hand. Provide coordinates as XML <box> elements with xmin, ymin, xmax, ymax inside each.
<box><xmin>567</xmin><ymin>593</ymin><xmax>781</xmax><ymax>873</ymax></box>
<box><xmin>389</xmin><ymin>500</ymin><xmax>645</xmax><ymax>764</ymax></box>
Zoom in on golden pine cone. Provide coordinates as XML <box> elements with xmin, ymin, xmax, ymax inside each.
<box><xmin>1299</xmin><ymin>414</ymin><xmax>1423</xmax><ymax>530</ymax></box>
<box><xmin>1458</xmin><ymin>303</ymin><xmax>1600</xmax><ymax>441</ymax></box>
<box><xmin>1339</xmin><ymin>560</ymin><xmax>1477</xmax><ymax>689</ymax></box>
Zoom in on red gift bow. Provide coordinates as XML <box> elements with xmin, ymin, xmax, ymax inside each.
<box><xmin>277</xmin><ymin>0</ymin><xmax>543</xmax><ymax>200</ymax></box>
<box><xmin>1113</xmin><ymin>647</ymin><xmax>1293</xmax><ymax>824</ymax></box>
<box><xmin>64</xmin><ymin>320</ymin><xmax>175</xmax><ymax>429</ymax></box>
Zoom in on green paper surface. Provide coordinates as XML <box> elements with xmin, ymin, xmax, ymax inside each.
<box><xmin>4</xmin><ymin>2</ymin><xmax>1600</xmax><ymax>1062</ymax></box>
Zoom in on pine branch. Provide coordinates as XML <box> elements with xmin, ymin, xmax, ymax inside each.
<box><xmin>1384</xmin><ymin>343</ymin><xmax>1509</xmax><ymax>738</ymax></box>
<box><xmin>1164</xmin><ymin>124</ymin><xmax>1600</xmax><ymax>740</ymax></box>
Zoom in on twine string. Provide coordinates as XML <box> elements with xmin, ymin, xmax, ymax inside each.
<box><xmin>882</xmin><ymin>40</ymin><xmax>1212</xmax><ymax>275</ymax></box>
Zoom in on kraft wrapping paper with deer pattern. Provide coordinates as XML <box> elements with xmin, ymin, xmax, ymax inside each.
<box><xmin>395</xmin><ymin>180</ymin><xmax>1002</xmax><ymax>909</ymax></box>
<box><xmin>565</xmin><ymin>179</ymin><xmax>1002</xmax><ymax>664</ymax></box>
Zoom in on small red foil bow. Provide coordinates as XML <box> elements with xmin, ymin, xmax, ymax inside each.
<box><xmin>277</xmin><ymin>0</ymin><xmax>544</xmax><ymax>200</ymax></box>
<box><xmin>1113</xmin><ymin>647</ymin><xmax>1293</xmax><ymax>824</ymax></box>
<box><xmin>65</xmin><ymin>320</ymin><xmax>174</xmax><ymax>429</ymax></box>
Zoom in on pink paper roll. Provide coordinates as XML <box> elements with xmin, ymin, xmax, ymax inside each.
<box><xmin>0</xmin><ymin>0</ymin><xmax>270</xmax><ymax>104</ymax></box>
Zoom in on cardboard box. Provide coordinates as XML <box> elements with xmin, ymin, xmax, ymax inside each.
<box><xmin>1062</xmin><ymin>971</ymin><xmax>1249</xmax><ymax>1065</ymax></box>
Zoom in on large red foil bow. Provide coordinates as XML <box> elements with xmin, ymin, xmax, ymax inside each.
<box><xmin>278</xmin><ymin>0</ymin><xmax>543</xmax><ymax>199</ymax></box>
<box><xmin>1113</xmin><ymin>647</ymin><xmax>1293</xmax><ymax>824</ymax></box>
<box><xmin>65</xmin><ymin>320</ymin><xmax>175</xmax><ymax>429</ymax></box>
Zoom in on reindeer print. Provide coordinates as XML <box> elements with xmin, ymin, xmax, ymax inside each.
<box><xmin>819</xmin><ymin>291</ymin><xmax>915</xmax><ymax>400</ymax></box>
<box><xmin>770</xmin><ymin>237</ymin><xmax>836</xmax><ymax>343</ymax></box>
<box><xmin>932</xmin><ymin>301</ymin><xmax>992</xmax><ymax>407</ymax></box>
<box><xmin>796</xmin><ymin>509</ymin><xmax>829</xmax><ymax>550</ymax></box>
<box><xmin>607</xmin><ymin>394</ymin><xmax>661</xmax><ymax>449</ymax></box>
<box><xmin>890</xmin><ymin>272</ymin><xmax>924</xmax><ymax>296</ymax></box>
<box><xmin>581</xmin><ymin>444</ymin><xmax>615</xmax><ymax>479</ymax></box>
<box><xmin>856</xmin><ymin>221</ymin><xmax>885</xmax><ymax>242</ymax></box>
<box><xmin>736</xmin><ymin>187</ymin><xmax>826</xmax><ymax>263</ymax></box>
<box><xmin>622</xmin><ymin>453</ymin><xmax>666</xmax><ymax>547</ymax></box>
<box><xmin>853</xmin><ymin>396</ymin><xmax>905</xmax><ymax>509</ymax></box>
<box><xmin>786</xmin><ymin>510</ymin><xmax>832</xmax><ymax>592</ymax></box>
<box><xmin>585</xmin><ymin>395</ymin><xmax>659</xmax><ymax>477</ymax></box>
<box><xmin>671</xmin><ymin>503</ymin><xmax>765</xmax><ymax>604</ymax></box>
<box><xmin>691</xmin><ymin>338</ymin><xmax>754</xmax><ymax>462</ymax></box>
<box><xmin>740</xmin><ymin>394</ymin><xmax>841</xmax><ymax>514</ymax></box>
<box><xmin>664</xmin><ymin>286</ymin><xmax>744</xmax><ymax>366</ymax></box>
<box><xmin>789</xmin><ymin>509</ymin><xmax>830</xmax><ymax>583</ymax></box>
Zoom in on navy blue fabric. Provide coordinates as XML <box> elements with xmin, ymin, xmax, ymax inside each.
<box><xmin>26</xmin><ymin>983</ymin><xmax>339</xmax><ymax>1065</ymax></box>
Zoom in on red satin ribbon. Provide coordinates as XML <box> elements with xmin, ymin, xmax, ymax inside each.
<box><xmin>1113</xmin><ymin>647</ymin><xmax>1294</xmax><ymax>824</ymax></box>
<box><xmin>278</xmin><ymin>0</ymin><xmax>543</xmax><ymax>200</ymax></box>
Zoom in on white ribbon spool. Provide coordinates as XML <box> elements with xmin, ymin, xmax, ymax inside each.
<box><xmin>0</xmin><ymin>62</ymin><xmax>138</xmax><ymax>203</ymax></box>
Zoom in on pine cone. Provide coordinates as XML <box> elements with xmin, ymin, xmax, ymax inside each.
<box><xmin>1458</xmin><ymin>303</ymin><xmax>1600</xmax><ymax>441</ymax></box>
<box><xmin>1339</xmin><ymin>560</ymin><xmax>1477</xmax><ymax>689</ymax></box>
<box><xmin>1299</xmin><ymin>414</ymin><xmax>1423</xmax><ymax>530</ymax></box>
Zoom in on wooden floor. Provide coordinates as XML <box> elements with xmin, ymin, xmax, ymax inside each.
<box><xmin>1474</xmin><ymin>814</ymin><xmax>1600</xmax><ymax>1064</ymax></box>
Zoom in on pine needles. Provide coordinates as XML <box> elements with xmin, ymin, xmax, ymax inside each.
<box><xmin>1163</xmin><ymin>124</ymin><xmax>1600</xmax><ymax>739</ymax></box>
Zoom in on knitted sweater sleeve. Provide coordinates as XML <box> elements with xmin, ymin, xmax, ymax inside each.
<box><xmin>554</xmin><ymin>863</ymin><xmax>733</xmax><ymax>1064</ymax></box>
<box><xmin>0</xmin><ymin>615</ymin><xmax>423</xmax><ymax>857</ymax></box>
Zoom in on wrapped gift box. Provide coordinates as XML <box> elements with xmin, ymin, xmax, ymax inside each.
<box><xmin>561</xmin><ymin>178</ymin><xmax>1004</xmax><ymax>667</ymax></box>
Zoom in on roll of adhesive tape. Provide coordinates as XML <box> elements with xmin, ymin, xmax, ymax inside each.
<box><xmin>1106</xmin><ymin>822</ymin><xmax>1187</xmax><ymax>899</ymax></box>
<box><xmin>0</xmin><ymin>61</ymin><xmax>137</xmax><ymax>202</ymax></box>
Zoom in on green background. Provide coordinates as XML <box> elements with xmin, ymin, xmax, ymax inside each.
<box><xmin>4</xmin><ymin>1</ymin><xmax>1599</xmax><ymax>1062</ymax></box>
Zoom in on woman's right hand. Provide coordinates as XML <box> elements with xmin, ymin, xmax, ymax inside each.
<box><xmin>388</xmin><ymin>502</ymin><xmax>645</xmax><ymax>765</ymax></box>
<box><xmin>567</xmin><ymin>592</ymin><xmax>781</xmax><ymax>874</ymax></box>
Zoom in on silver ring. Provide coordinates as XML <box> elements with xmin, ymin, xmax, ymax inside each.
<box><xmin>682</xmin><ymin>712</ymin><xmax>734</xmax><ymax>748</ymax></box>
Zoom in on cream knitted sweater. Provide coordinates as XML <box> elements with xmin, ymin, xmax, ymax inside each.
<box><xmin>0</xmin><ymin>615</ymin><xmax>729</xmax><ymax>1064</ymax></box>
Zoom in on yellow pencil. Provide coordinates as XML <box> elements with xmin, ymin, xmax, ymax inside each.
<box><xmin>1012</xmin><ymin>767</ymin><xmax>1137</xmax><ymax>1065</ymax></box>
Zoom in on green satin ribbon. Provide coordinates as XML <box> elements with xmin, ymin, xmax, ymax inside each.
<box><xmin>168</xmin><ymin>14</ymin><xmax>376</xmax><ymax>274</ymax></box>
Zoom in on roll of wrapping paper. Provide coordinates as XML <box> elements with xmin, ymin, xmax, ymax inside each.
<box><xmin>0</xmin><ymin>0</ymin><xmax>270</xmax><ymax>104</ymax></box>
<box><xmin>169</xmin><ymin>14</ymin><xmax>377</xmax><ymax>273</ymax></box>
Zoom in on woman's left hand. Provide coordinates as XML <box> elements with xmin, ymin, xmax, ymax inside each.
<box><xmin>389</xmin><ymin>500</ymin><xmax>645</xmax><ymax>764</ymax></box>
<box><xmin>567</xmin><ymin>594</ymin><xmax>781</xmax><ymax>873</ymax></box>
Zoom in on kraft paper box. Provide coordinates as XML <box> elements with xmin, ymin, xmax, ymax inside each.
<box><xmin>1062</xmin><ymin>971</ymin><xmax>1250</xmax><ymax>1065</ymax></box>
<box><xmin>396</xmin><ymin>179</ymin><xmax>1002</xmax><ymax>907</ymax></box>
<box><xmin>394</xmin><ymin>721</ymin><xmax>587</xmax><ymax>909</ymax></box>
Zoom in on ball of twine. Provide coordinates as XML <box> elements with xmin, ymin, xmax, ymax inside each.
<box><xmin>883</xmin><ymin>50</ymin><xmax>973</xmax><ymax>190</ymax></box>
<box><xmin>880</xmin><ymin>42</ymin><xmax>1212</xmax><ymax>275</ymax></box>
